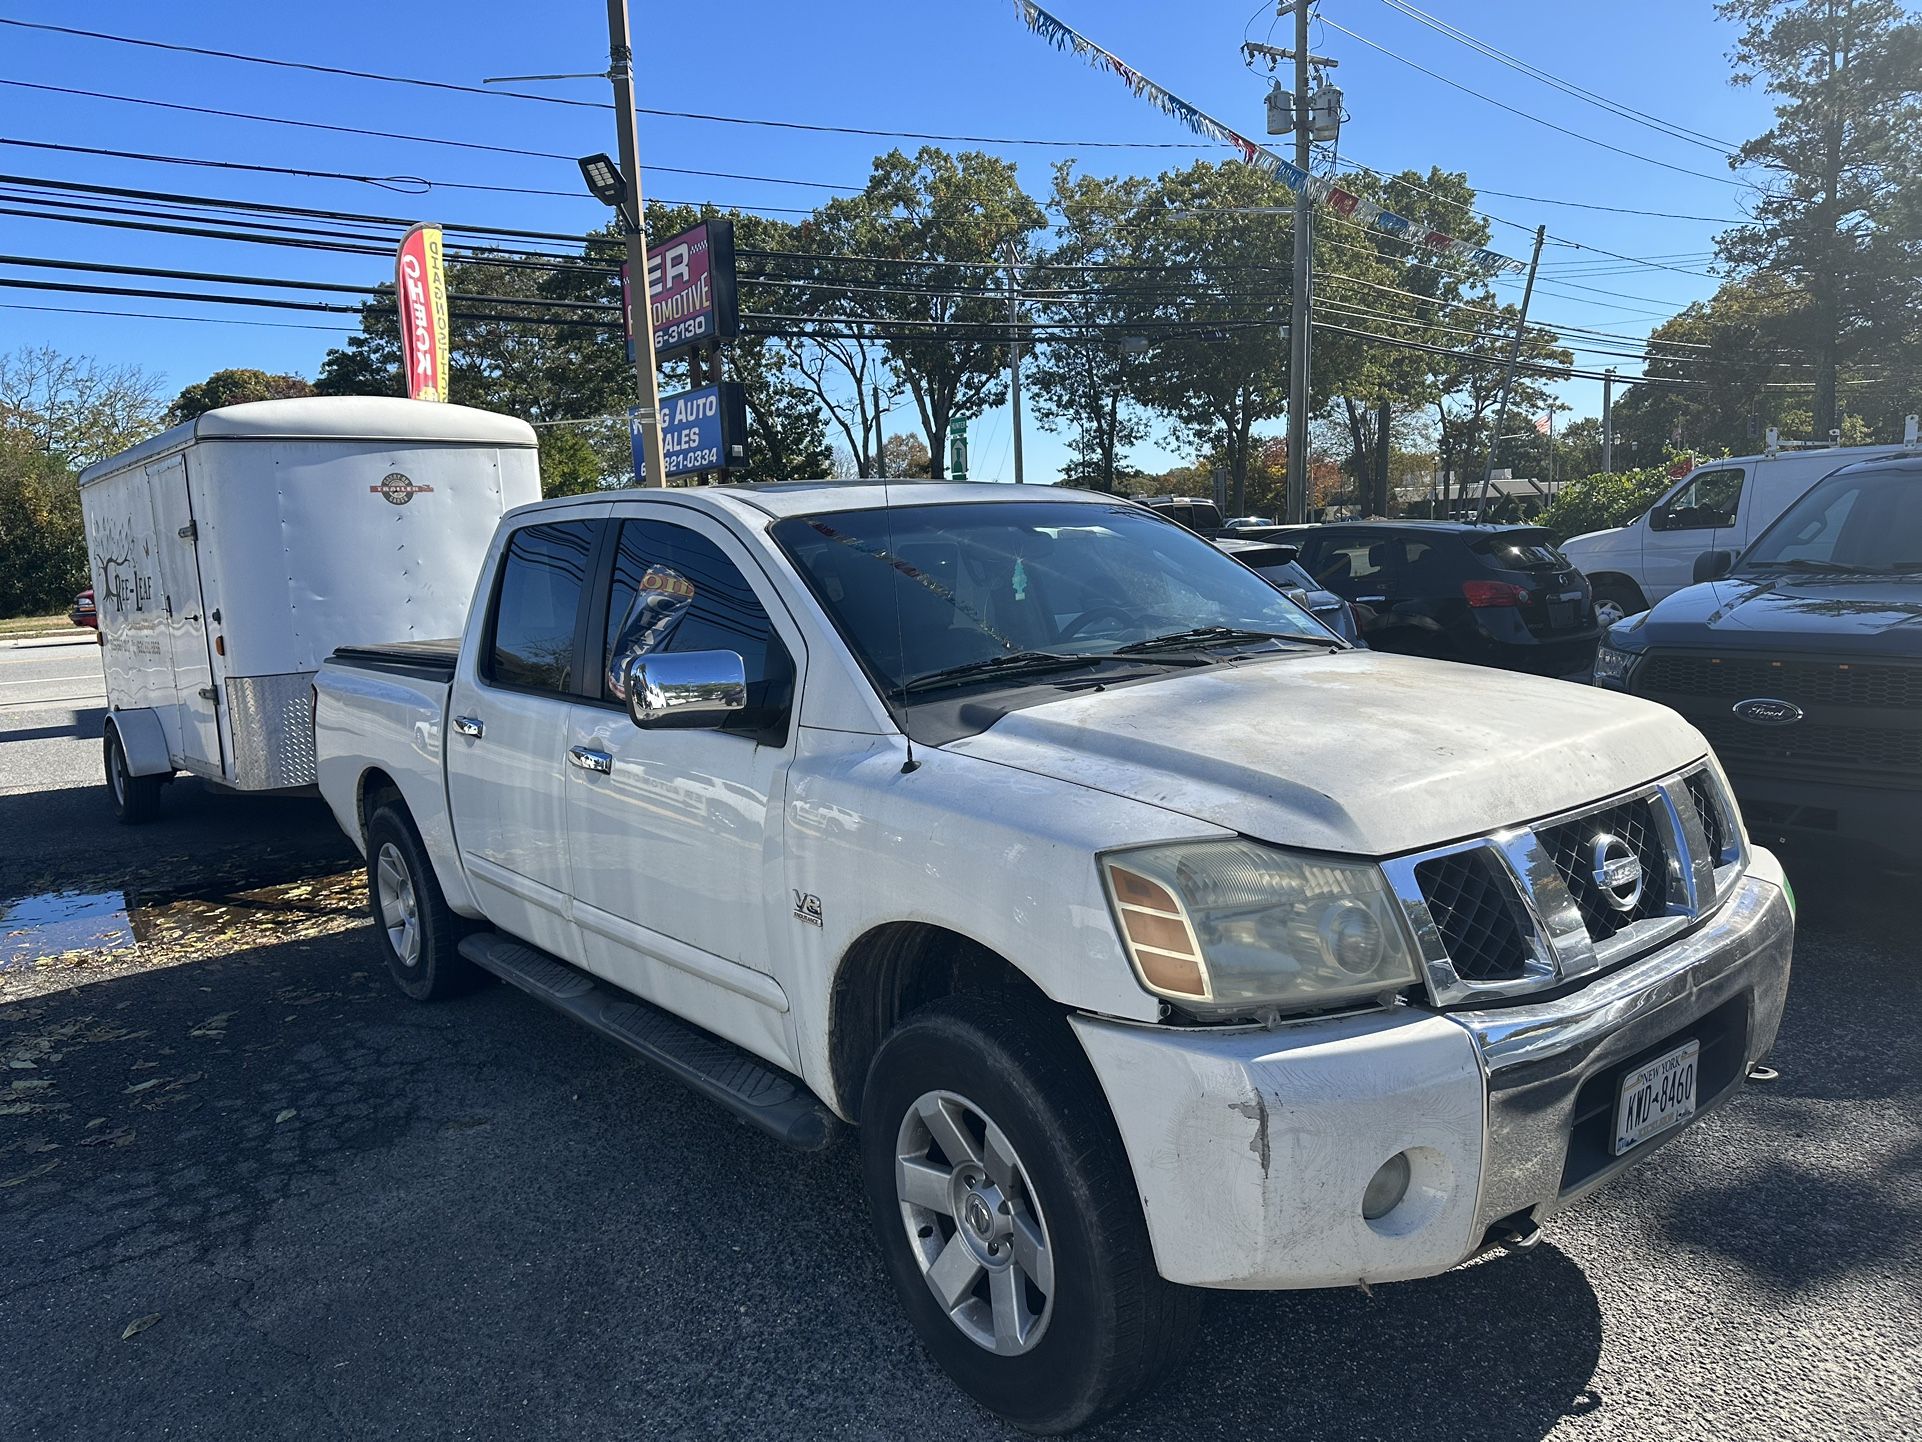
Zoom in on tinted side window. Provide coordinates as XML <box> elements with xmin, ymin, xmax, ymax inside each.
<box><xmin>1659</xmin><ymin>468</ymin><xmax>1745</xmax><ymax>530</ymax></box>
<box><xmin>487</xmin><ymin>520</ymin><xmax>598</xmax><ymax>693</ymax></box>
<box><xmin>601</xmin><ymin>518</ymin><xmax>793</xmax><ymax>735</ymax></box>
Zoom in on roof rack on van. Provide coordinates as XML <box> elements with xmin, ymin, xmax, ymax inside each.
<box><xmin>1762</xmin><ymin>415</ymin><xmax>1920</xmax><ymax>457</ymax></box>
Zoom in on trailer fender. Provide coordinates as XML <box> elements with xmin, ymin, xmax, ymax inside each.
<box><xmin>105</xmin><ymin>709</ymin><xmax>174</xmax><ymax>777</ymax></box>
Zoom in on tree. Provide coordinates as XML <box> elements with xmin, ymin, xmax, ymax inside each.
<box><xmin>846</xmin><ymin>148</ymin><xmax>1048</xmax><ymax>471</ymax></box>
<box><xmin>1027</xmin><ymin>165</ymin><xmax>1153</xmax><ymax>491</ymax></box>
<box><xmin>0</xmin><ymin>345</ymin><xmax>166</xmax><ymax>468</ymax></box>
<box><xmin>167</xmin><ymin>368</ymin><xmax>315</xmax><ymax>424</ymax></box>
<box><xmin>0</xmin><ymin>427</ymin><xmax>89</xmax><ymax>616</ymax></box>
<box><xmin>1428</xmin><ymin>309</ymin><xmax>1570</xmax><ymax>511</ymax></box>
<box><xmin>1125</xmin><ymin>162</ymin><xmax>1298</xmax><ymax>515</ymax></box>
<box><xmin>882</xmin><ymin>433</ymin><xmax>933</xmax><ymax>478</ymax></box>
<box><xmin>1717</xmin><ymin>0</ymin><xmax>1922</xmax><ymax>434</ymax></box>
<box><xmin>538</xmin><ymin>426</ymin><xmax>605</xmax><ymax>497</ymax></box>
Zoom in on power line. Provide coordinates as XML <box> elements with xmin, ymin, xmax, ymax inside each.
<box><xmin>0</xmin><ymin>16</ymin><xmax>1215</xmax><ymax>151</ymax></box>
<box><xmin>1371</xmin><ymin>0</ymin><xmax>1742</xmax><ymax>154</ymax></box>
<box><xmin>0</xmin><ymin>78</ymin><xmax>863</xmax><ymax>192</ymax></box>
<box><xmin>1321</xmin><ymin>17</ymin><xmax>1763</xmax><ymax>193</ymax></box>
<box><xmin>0</xmin><ymin>299</ymin><xmax>359</xmax><ymax>332</ymax></box>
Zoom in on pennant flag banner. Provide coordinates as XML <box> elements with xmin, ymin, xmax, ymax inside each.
<box><xmin>1011</xmin><ymin>1</ymin><xmax>1524</xmax><ymax>276</ymax></box>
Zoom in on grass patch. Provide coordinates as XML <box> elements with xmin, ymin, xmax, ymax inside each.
<box><xmin>0</xmin><ymin>614</ymin><xmax>75</xmax><ymax>638</ymax></box>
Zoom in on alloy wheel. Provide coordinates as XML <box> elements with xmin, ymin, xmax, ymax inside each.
<box><xmin>895</xmin><ymin>1089</ymin><xmax>1055</xmax><ymax>1356</ymax></box>
<box><xmin>375</xmin><ymin>841</ymin><xmax>421</xmax><ymax>969</ymax></box>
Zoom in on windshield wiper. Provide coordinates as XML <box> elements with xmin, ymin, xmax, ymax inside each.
<box><xmin>901</xmin><ymin>650</ymin><xmax>1196</xmax><ymax>695</ymax></box>
<box><xmin>1114</xmin><ymin>625</ymin><xmax>1339</xmax><ymax>654</ymax></box>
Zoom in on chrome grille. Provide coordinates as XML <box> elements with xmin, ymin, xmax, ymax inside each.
<box><xmin>1383</xmin><ymin>763</ymin><xmax>1742</xmax><ymax>1007</ymax></box>
<box><xmin>1412</xmin><ymin>850</ymin><xmax>1531</xmax><ymax>983</ymax></box>
<box><xmin>1535</xmin><ymin>798</ymin><xmax>1669</xmax><ymax>940</ymax></box>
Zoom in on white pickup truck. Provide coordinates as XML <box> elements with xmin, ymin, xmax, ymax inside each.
<box><xmin>315</xmin><ymin>481</ymin><xmax>1794</xmax><ymax>1434</ymax></box>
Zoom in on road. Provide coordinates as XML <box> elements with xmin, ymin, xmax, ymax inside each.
<box><xmin>0</xmin><ymin>632</ymin><xmax>107</xmax><ymax>797</ymax></box>
<box><xmin>1</xmin><ymin>661</ymin><xmax>1918</xmax><ymax>1440</ymax></box>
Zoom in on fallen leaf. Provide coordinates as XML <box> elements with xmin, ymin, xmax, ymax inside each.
<box><xmin>7</xmin><ymin>1059</ymin><xmax>35</xmax><ymax>1070</ymax></box>
<box><xmin>9</xmin><ymin>1079</ymin><xmax>51</xmax><ymax>1092</ymax></box>
<box><xmin>81</xmin><ymin>1128</ymin><xmax>135</xmax><ymax>1148</ymax></box>
<box><xmin>85</xmin><ymin>1116</ymin><xmax>106</xmax><ymax>1129</ymax></box>
<box><xmin>275</xmin><ymin>1108</ymin><xmax>297</xmax><ymax>1123</ymax></box>
<box><xmin>0</xmin><ymin>1160</ymin><xmax>58</xmax><ymax>1188</ymax></box>
<box><xmin>121</xmin><ymin>1314</ymin><xmax>161</xmax><ymax>1340</ymax></box>
<box><xmin>125</xmin><ymin>1078</ymin><xmax>162</xmax><ymax>1094</ymax></box>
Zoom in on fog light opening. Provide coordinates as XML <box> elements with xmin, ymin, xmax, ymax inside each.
<box><xmin>1361</xmin><ymin>1151</ymin><xmax>1413</xmax><ymax>1221</ymax></box>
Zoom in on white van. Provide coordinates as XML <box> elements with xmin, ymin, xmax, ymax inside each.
<box><xmin>78</xmin><ymin>397</ymin><xmax>541</xmax><ymax>822</ymax></box>
<box><xmin>1563</xmin><ymin>434</ymin><xmax>1919</xmax><ymax>623</ymax></box>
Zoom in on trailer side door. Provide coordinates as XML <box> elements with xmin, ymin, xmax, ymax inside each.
<box><xmin>146</xmin><ymin>454</ymin><xmax>225</xmax><ymax>775</ymax></box>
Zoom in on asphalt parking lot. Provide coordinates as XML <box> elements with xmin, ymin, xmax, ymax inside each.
<box><xmin>2</xmin><ymin>631</ymin><xmax>1919</xmax><ymax>1440</ymax></box>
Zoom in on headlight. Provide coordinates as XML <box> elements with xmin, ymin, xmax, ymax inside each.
<box><xmin>1593</xmin><ymin>641</ymin><xmax>1637</xmax><ymax>688</ymax></box>
<box><xmin>1100</xmin><ymin>839</ymin><xmax>1419</xmax><ymax>1017</ymax></box>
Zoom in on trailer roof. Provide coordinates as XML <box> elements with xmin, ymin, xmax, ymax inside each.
<box><xmin>79</xmin><ymin>397</ymin><xmax>538</xmax><ymax>485</ymax></box>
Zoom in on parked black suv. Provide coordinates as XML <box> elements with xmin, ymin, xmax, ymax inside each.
<box><xmin>1278</xmin><ymin>520</ymin><xmax>1601</xmax><ymax>675</ymax></box>
<box><xmin>1594</xmin><ymin>454</ymin><xmax>1922</xmax><ymax>858</ymax></box>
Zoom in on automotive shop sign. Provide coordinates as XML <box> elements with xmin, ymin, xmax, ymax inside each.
<box><xmin>623</xmin><ymin>219</ymin><xmax>739</xmax><ymax>361</ymax></box>
<box><xmin>630</xmin><ymin>382</ymin><xmax>748</xmax><ymax>480</ymax></box>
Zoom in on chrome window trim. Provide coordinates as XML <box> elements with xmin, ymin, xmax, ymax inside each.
<box><xmin>1386</xmin><ymin>762</ymin><xmax>1749</xmax><ymax>1008</ymax></box>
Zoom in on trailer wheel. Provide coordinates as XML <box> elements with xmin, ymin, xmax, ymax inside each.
<box><xmin>365</xmin><ymin>805</ymin><xmax>477</xmax><ymax>1001</ymax></box>
<box><xmin>104</xmin><ymin>728</ymin><xmax>163</xmax><ymax>825</ymax></box>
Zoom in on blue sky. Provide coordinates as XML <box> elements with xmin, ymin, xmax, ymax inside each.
<box><xmin>0</xmin><ymin>1</ymin><xmax>1780</xmax><ymax>480</ymax></box>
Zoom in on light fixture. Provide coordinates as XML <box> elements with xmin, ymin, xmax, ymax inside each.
<box><xmin>577</xmin><ymin>153</ymin><xmax>626</xmax><ymax>207</ymax></box>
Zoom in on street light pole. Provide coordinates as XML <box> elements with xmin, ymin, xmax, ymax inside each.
<box><xmin>605</xmin><ymin>0</ymin><xmax>667</xmax><ymax>488</ymax></box>
<box><xmin>1284</xmin><ymin>0</ymin><xmax>1313</xmax><ymax>525</ymax></box>
<box><xmin>1602</xmin><ymin>367</ymin><xmax>1615</xmax><ymax>475</ymax></box>
<box><xmin>1006</xmin><ymin>240</ymin><xmax>1025</xmax><ymax>485</ymax></box>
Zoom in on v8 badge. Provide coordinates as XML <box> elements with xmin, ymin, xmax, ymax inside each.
<box><xmin>792</xmin><ymin>890</ymin><xmax>824</xmax><ymax>928</ymax></box>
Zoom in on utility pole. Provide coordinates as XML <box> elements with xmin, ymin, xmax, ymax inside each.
<box><xmin>605</xmin><ymin>0</ymin><xmax>667</xmax><ymax>488</ymax></box>
<box><xmin>872</xmin><ymin>382</ymin><xmax>887</xmax><ymax>478</ymax></box>
<box><xmin>1006</xmin><ymin>240</ymin><xmax>1025</xmax><ymax>484</ymax></box>
<box><xmin>1474</xmin><ymin>224</ymin><xmax>1546</xmax><ymax>523</ymax></box>
<box><xmin>1285</xmin><ymin>0</ymin><xmax>1313</xmax><ymax>526</ymax></box>
<box><xmin>1601</xmin><ymin>367</ymin><xmax>1615</xmax><ymax>475</ymax></box>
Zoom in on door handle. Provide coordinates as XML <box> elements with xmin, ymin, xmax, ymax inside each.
<box><xmin>569</xmin><ymin>745</ymin><xmax>613</xmax><ymax>774</ymax></box>
<box><xmin>452</xmin><ymin>715</ymin><xmax>484</xmax><ymax>739</ymax></box>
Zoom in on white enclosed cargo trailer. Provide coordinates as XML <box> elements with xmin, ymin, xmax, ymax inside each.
<box><xmin>78</xmin><ymin>397</ymin><xmax>541</xmax><ymax>821</ymax></box>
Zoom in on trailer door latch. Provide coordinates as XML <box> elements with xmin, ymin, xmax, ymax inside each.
<box><xmin>177</xmin><ymin>521</ymin><xmax>198</xmax><ymax>540</ymax></box>
<box><xmin>197</xmin><ymin>686</ymin><xmax>218</xmax><ymax>703</ymax></box>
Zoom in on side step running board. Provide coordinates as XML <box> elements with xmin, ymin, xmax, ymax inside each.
<box><xmin>457</xmin><ymin>932</ymin><xmax>840</xmax><ymax>1151</ymax></box>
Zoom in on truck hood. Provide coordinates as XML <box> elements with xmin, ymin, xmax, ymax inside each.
<box><xmin>1559</xmin><ymin>524</ymin><xmax>1631</xmax><ymax>559</ymax></box>
<box><xmin>1626</xmin><ymin>576</ymin><xmax>1922</xmax><ymax>655</ymax></box>
<box><xmin>943</xmin><ymin>650</ymin><xmax>1706</xmax><ymax>856</ymax></box>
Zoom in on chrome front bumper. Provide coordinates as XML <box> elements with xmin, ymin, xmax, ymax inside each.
<box><xmin>1455</xmin><ymin>843</ymin><xmax>1794</xmax><ymax>1232</ymax></box>
<box><xmin>1072</xmin><ymin>847</ymin><xmax>1794</xmax><ymax>1290</ymax></box>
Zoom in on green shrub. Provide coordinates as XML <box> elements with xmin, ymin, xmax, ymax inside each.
<box><xmin>1538</xmin><ymin>464</ymin><xmax>1674</xmax><ymax>544</ymax></box>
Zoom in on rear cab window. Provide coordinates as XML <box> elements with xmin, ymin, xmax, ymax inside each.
<box><xmin>483</xmin><ymin>520</ymin><xmax>600</xmax><ymax>693</ymax></box>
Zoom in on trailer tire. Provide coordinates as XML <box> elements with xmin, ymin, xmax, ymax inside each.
<box><xmin>104</xmin><ymin>728</ymin><xmax>163</xmax><ymax>825</ymax></box>
<box><xmin>366</xmin><ymin>805</ymin><xmax>477</xmax><ymax>1001</ymax></box>
<box><xmin>860</xmin><ymin>995</ymin><xmax>1202</xmax><ymax>1434</ymax></box>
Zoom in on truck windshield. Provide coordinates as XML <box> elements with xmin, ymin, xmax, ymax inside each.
<box><xmin>1738</xmin><ymin>463</ymin><xmax>1922</xmax><ymax>575</ymax></box>
<box><xmin>771</xmin><ymin>500</ymin><xmax>1331</xmax><ymax>696</ymax></box>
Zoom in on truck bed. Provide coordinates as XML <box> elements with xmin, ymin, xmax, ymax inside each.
<box><xmin>327</xmin><ymin>639</ymin><xmax>461</xmax><ymax>684</ymax></box>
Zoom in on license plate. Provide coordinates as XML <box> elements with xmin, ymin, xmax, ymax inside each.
<box><xmin>1547</xmin><ymin>601</ymin><xmax>1577</xmax><ymax>630</ymax></box>
<box><xmin>1614</xmin><ymin>1040</ymin><xmax>1700</xmax><ymax>1154</ymax></box>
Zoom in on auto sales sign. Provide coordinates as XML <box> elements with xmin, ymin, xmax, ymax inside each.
<box><xmin>625</xmin><ymin>219</ymin><xmax>739</xmax><ymax>361</ymax></box>
<box><xmin>629</xmin><ymin>383</ymin><xmax>748</xmax><ymax>480</ymax></box>
<box><xmin>395</xmin><ymin>223</ymin><xmax>451</xmax><ymax>402</ymax></box>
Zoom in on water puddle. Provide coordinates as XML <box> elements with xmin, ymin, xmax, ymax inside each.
<box><xmin>1</xmin><ymin>870</ymin><xmax>365</xmax><ymax>971</ymax></box>
<box><xmin>1</xmin><ymin>890</ymin><xmax>131</xmax><ymax>964</ymax></box>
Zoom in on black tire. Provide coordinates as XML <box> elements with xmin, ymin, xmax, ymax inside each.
<box><xmin>104</xmin><ymin>727</ymin><xmax>163</xmax><ymax>825</ymax></box>
<box><xmin>1591</xmin><ymin>577</ymin><xmax>1646</xmax><ymax>629</ymax></box>
<box><xmin>365</xmin><ymin>804</ymin><xmax>477</xmax><ymax>1001</ymax></box>
<box><xmin>860</xmin><ymin>995</ymin><xmax>1202</xmax><ymax>1434</ymax></box>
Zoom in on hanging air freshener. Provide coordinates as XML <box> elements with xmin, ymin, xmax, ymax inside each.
<box><xmin>1012</xmin><ymin>558</ymin><xmax>1029</xmax><ymax>601</ymax></box>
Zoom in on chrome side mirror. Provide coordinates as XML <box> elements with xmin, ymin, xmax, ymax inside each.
<box><xmin>623</xmin><ymin>650</ymin><xmax>747</xmax><ymax>729</ymax></box>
